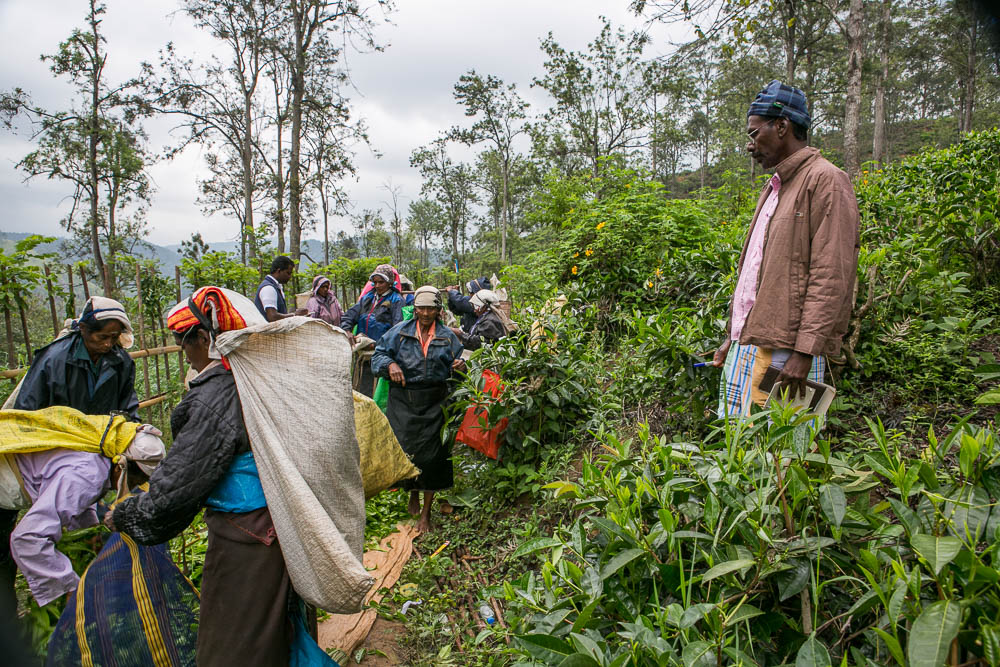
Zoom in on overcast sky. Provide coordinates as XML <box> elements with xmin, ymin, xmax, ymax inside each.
<box><xmin>0</xmin><ymin>0</ymin><xmax>685</xmax><ymax>246</ymax></box>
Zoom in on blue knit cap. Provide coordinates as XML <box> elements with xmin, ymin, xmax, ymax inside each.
<box><xmin>747</xmin><ymin>80</ymin><xmax>811</xmax><ymax>129</ymax></box>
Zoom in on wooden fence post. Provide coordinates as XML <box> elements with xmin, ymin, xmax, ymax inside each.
<box><xmin>66</xmin><ymin>266</ymin><xmax>76</xmax><ymax>318</ymax></box>
<box><xmin>102</xmin><ymin>263</ymin><xmax>111</xmax><ymax>297</ymax></box>
<box><xmin>135</xmin><ymin>264</ymin><xmax>152</xmax><ymax>422</ymax></box>
<box><xmin>147</xmin><ymin>266</ymin><xmax>165</xmax><ymax>425</ymax></box>
<box><xmin>44</xmin><ymin>265</ymin><xmax>59</xmax><ymax>337</ymax></box>
<box><xmin>16</xmin><ymin>298</ymin><xmax>31</xmax><ymax>363</ymax></box>
<box><xmin>1</xmin><ymin>267</ymin><xmax>15</xmax><ymax>369</ymax></box>
<box><xmin>79</xmin><ymin>265</ymin><xmax>91</xmax><ymax>301</ymax></box>
<box><xmin>175</xmin><ymin>266</ymin><xmax>185</xmax><ymax>379</ymax></box>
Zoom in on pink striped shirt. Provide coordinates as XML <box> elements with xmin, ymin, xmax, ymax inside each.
<box><xmin>731</xmin><ymin>173</ymin><xmax>782</xmax><ymax>341</ymax></box>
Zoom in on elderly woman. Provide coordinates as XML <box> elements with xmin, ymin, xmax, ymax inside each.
<box><xmin>340</xmin><ymin>264</ymin><xmax>404</xmax><ymax>346</ymax></box>
<box><xmin>6</xmin><ymin>297</ymin><xmax>139</xmax><ymax>609</ymax></box>
<box><xmin>371</xmin><ymin>286</ymin><xmax>465</xmax><ymax>533</ymax></box>
<box><xmin>106</xmin><ymin>288</ymin><xmax>294</xmax><ymax>666</ymax></box>
<box><xmin>342</xmin><ymin>264</ymin><xmax>405</xmax><ymax>397</ymax></box>
<box><xmin>306</xmin><ymin>275</ymin><xmax>343</xmax><ymax>327</ymax></box>
<box><xmin>450</xmin><ymin>289</ymin><xmax>509</xmax><ymax>351</ymax></box>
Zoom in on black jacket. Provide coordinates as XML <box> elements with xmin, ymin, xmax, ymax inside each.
<box><xmin>446</xmin><ymin>290</ymin><xmax>478</xmax><ymax>333</ymax></box>
<box><xmin>459</xmin><ymin>310</ymin><xmax>507</xmax><ymax>351</ymax></box>
<box><xmin>113</xmin><ymin>364</ymin><xmax>251</xmax><ymax>545</ymax></box>
<box><xmin>13</xmin><ymin>332</ymin><xmax>139</xmax><ymax>420</ymax></box>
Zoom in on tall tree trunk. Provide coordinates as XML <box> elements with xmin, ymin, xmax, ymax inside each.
<box><xmin>275</xmin><ymin>101</ymin><xmax>286</xmax><ymax>255</ymax></box>
<box><xmin>843</xmin><ymin>0</ymin><xmax>865</xmax><ymax>178</ymax></box>
<box><xmin>288</xmin><ymin>0</ymin><xmax>306</xmax><ymax>268</ymax></box>
<box><xmin>783</xmin><ymin>0</ymin><xmax>797</xmax><ymax>82</ymax></box>
<box><xmin>242</xmin><ymin>91</ymin><xmax>257</xmax><ymax>265</ymax></box>
<box><xmin>88</xmin><ymin>0</ymin><xmax>108</xmax><ymax>295</ymax></box>
<box><xmin>500</xmin><ymin>158</ymin><xmax>509</xmax><ymax>264</ymax></box>
<box><xmin>963</xmin><ymin>11</ymin><xmax>978</xmax><ymax>132</ymax></box>
<box><xmin>872</xmin><ymin>0</ymin><xmax>892</xmax><ymax>164</ymax></box>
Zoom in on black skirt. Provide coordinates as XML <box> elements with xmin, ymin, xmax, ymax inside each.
<box><xmin>386</xmin><ymin>383</ymin><xmax>453</xmax><ymax>491</ymax></box>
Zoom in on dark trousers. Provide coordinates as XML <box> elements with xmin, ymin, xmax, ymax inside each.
<box><xmin>197</xmin><ymin>508</ymin><xmax>291</xmax><ymax>667</ymax></box>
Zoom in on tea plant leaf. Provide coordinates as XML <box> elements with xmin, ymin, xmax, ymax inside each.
<box><xmin>724</xmin><ymin>603</ymin><xmax>765</xmax><ymax>626</ymax></box>
<box><xmin>888</xmin><ymin>578</ymin><xmax>907</xmax><ymax>629</ymax></box>
<box><xmin>981</xmin><ymin>625</ymin><xmax>1000</xmax><ymax>667</ymax></box>
<box><xmin>976</xmin><ymin>389</ymin><xmax>1000</xmax><ymax>405</ymax></box>
<box><xmin>819</xmin><ymin>484</ymin><xmax>847</xmax><ymax>528</ymax></box>
<box><xmin>681</xmin><ymin>640</ymin><xmax>715</xmax><ymax>667</ymax></box>
<box><xmin>871</xmin><ymin>628</ymin><xmax>905</xmax><ymax>667</ymax></box>
<box><xmin>581</xmin><ymin>566</ymin><xmax>603</xmax><ymax>601</ymax></box>
<box><xmin>516</xmin><ymin>634</ymin><xmax>574</xmax><ymax>662</ymax></box>
<box><xmin>513</xmin><ymin>537</ymin><xmax>562</xmax><ymax>559</ymax></box>
<box><xmin>795</xmin><ymin>634</ymin><xmax>832</xmax><ymax>667</ymax></box>
<box><xmin>907</xmin><ymin>599</ymin><xmax>961</xmax><ymax>667</ymax></box>
<box><xmin>671</xmin><ymin>530</ymin><xmax>712</xmax><ymax>540</ymax></box>
<box><xmin>679</xmin><ymin>603</ymin><xmax>716</xmax><ymax>629</ymax></box>
<box><xmin>702</xmin><ymin>558</ymin><xmax>755</xmax><ymax>583</ymax></box>
<box><xmin>910</xmin><ymin>534</ymin><xmax>962</xmax><ymax>575</ymax></box>
<box><xmin>544</xmin><ymin>480</ymin><xmax>580</xmax><ymax>499</ymax></box>
<box><xmin>600</xmin><ymin>548</ymin><xmax>645</xmax><ymax>581</ymax></box>
<box><xmin>571</xmin><ymin>599</ymin><xmax>600</xmax><ymax>633</ymax></box>
<box><xmin>774</xmin><ymin>559</ymin><xmax>810</xmax><ymax>601</ymax></box>
<box><xmin>569</xmin><ymin>632</ymin><xmax>602</xmax><ymax>660</ymax></box>
<box><xmin>557</xmin><ymin>655</ymin><xmax>601</xmax><ymax>667</ymax></box>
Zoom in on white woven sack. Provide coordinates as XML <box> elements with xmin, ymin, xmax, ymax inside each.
<box><xmin>215</xmin><ymin>317</ymin><xmax>373</xmax><ymax>612</ymax></box>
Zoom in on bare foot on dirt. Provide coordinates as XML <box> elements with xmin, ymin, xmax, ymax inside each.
<box><xmin>415</xmin><ymin>517</ymin><xmax>432</xmax><ymax>533</ymax></box>
<box><xmin>408</xmin><ymin>491</ymin><xmax>420</xmax><ymax>515</ymax></box>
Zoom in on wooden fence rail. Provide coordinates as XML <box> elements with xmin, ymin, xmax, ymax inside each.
<box><xmin>1</xmin><ymin>345</ymin><xmax>182</xmax><ymax>380</ymax></box>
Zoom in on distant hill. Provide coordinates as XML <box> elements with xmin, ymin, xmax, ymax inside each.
<box><xmin>0</xmin><ymin>232</ymin><xmax>333</xmax><ymax>280</ymax></box>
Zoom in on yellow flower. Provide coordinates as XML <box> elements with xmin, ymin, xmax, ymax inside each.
<box><xmin>863</xmin><ymin>179</ymin><xmax>868</xmax><ymax>185</ymax></box>
<box><xmin>654</xmin><ymin>268</ymin><xmax>662</xmax><ymax>277</ymax></box>
<box><xmin>596</xmin><ymin>221</ymin><xmax>606</xmax><ymax>230</ymax></box>
<box><xmin>571</xmin><ymin>266</ymin><xmax>578</xmax><ymax>275</ymax></box>
<box><xmin>585</xmin><ymin>248</ymin><xmax>593</xmax><ymax>256</ymax></box>
<box><xmin>625</xmin><ymin>183</ymin><xmax>631</xmax><ymax>189</ymax></box>
<box><xmin>573</xmin><ymin>252</ymin><xmax>579</xmax><ymax>258</ymax></box>
<box><xmin>646</xmin><ymin>280</ymin><xmax>653</xmax><ymax>288</ymax></box>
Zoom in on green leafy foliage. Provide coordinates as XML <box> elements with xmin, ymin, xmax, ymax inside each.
<box><xmin>502</xmin><ymin>415</ymin><xmax>1000</xmax><ymax>666</ymax></box>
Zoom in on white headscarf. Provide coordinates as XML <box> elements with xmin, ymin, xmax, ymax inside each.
<box><xmin>73</xmin><ymin>296</ymin><xmax>135</xmax><ymax>349</ymax></box>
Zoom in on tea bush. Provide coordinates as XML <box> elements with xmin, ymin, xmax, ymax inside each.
<box><xmin>502</xmin><ymin>412</ymin><xmax>1000</xmax><ymax>666</ymax></box>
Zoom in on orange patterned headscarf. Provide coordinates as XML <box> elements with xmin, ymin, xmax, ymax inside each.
<box><xmin>166</xmin><ymin>286</ymin><xmax>250</xmax><ymax>334</ymax></box>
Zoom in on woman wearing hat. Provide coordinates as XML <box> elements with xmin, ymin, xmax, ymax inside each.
<box><xmin>445</xmin><ymin>276</ymin><xmax>492</xmax><ymax>334</ymax></box>
<box><xmin>449</xmin><ymin>289</ymin><xmax>511</xmax><ymax>351</ymax></box>
<box><xmin>371</xmin><ymin>286</ymin><xmax>465</xmax><ymax>533</ymax></box>
<box><xmin>106</xmin><ymin>287</ymin><xmax>297</xmax><ymax>666</ymax></box>
<box><xmin>341</xmin><ymin>264</ymin><xmax>405</xmax><ymax>397</ymax></box>
<box><xmin>306</xmin><ymin>275</ymin><xmax>343</xmax><ymax>327</ymax></box>
<box><xmin>340</xmin><ymin>263</ymin><xmax>404</xmax><ymax>345</ymax></box>
<box><xmin>6</xmin><ymin>296</ymin><xmax>140</xmax><ymax>609</ymax></box>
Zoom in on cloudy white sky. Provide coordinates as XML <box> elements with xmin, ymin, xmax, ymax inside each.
<box><xmin>0</xmin><ymin>0</ymin><xmax>685</xmax><ymax>246</ymax></box>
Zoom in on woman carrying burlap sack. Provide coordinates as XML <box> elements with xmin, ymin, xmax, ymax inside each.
<box><xmin>105</xmin><ymin>288</ymin><xmax>325</xmax><ymax>667</ymax></box>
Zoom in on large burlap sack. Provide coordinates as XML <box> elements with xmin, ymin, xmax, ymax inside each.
<box><xmin>353</xmin><ymin>391</ymin><xmax>418</xmax><ymax>498</ymax></box>
<box><xmin>215</xmin><ymin>317</ymin><xmax>373</xmax><ymax>613</ymax></box>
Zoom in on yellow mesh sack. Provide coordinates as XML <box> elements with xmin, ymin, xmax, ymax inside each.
<box><xmin>353</xmin><ymin>391</ymin><xmax>418</xmax><ymax>498</ymax></box>
<box><xmin>0</xmin><ymin>406</ymin><xmax>139</xmax><ymax>459</ymax></box>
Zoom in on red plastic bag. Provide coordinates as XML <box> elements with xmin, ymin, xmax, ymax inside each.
<box><xmin>456</xmin><ymin>369</ymin><xmax>507</xmax><ymax>460</ymax></box>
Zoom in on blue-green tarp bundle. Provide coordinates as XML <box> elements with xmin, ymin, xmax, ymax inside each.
<box><xmin>45</xmin><ymin>533</ymin><xmax>199</xmax><ymax>667</ymax></box>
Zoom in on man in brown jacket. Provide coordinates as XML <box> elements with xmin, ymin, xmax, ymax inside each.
<box><xmin>712</xmin><ymin>80</ymin><xmax>860</xmax><ymax>418</ymax></box>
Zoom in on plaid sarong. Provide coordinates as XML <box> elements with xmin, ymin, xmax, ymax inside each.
<box><xmin>718</xmin><ymin>343</ymin><xmax>824</xmax><ymax>419</ymax></box>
